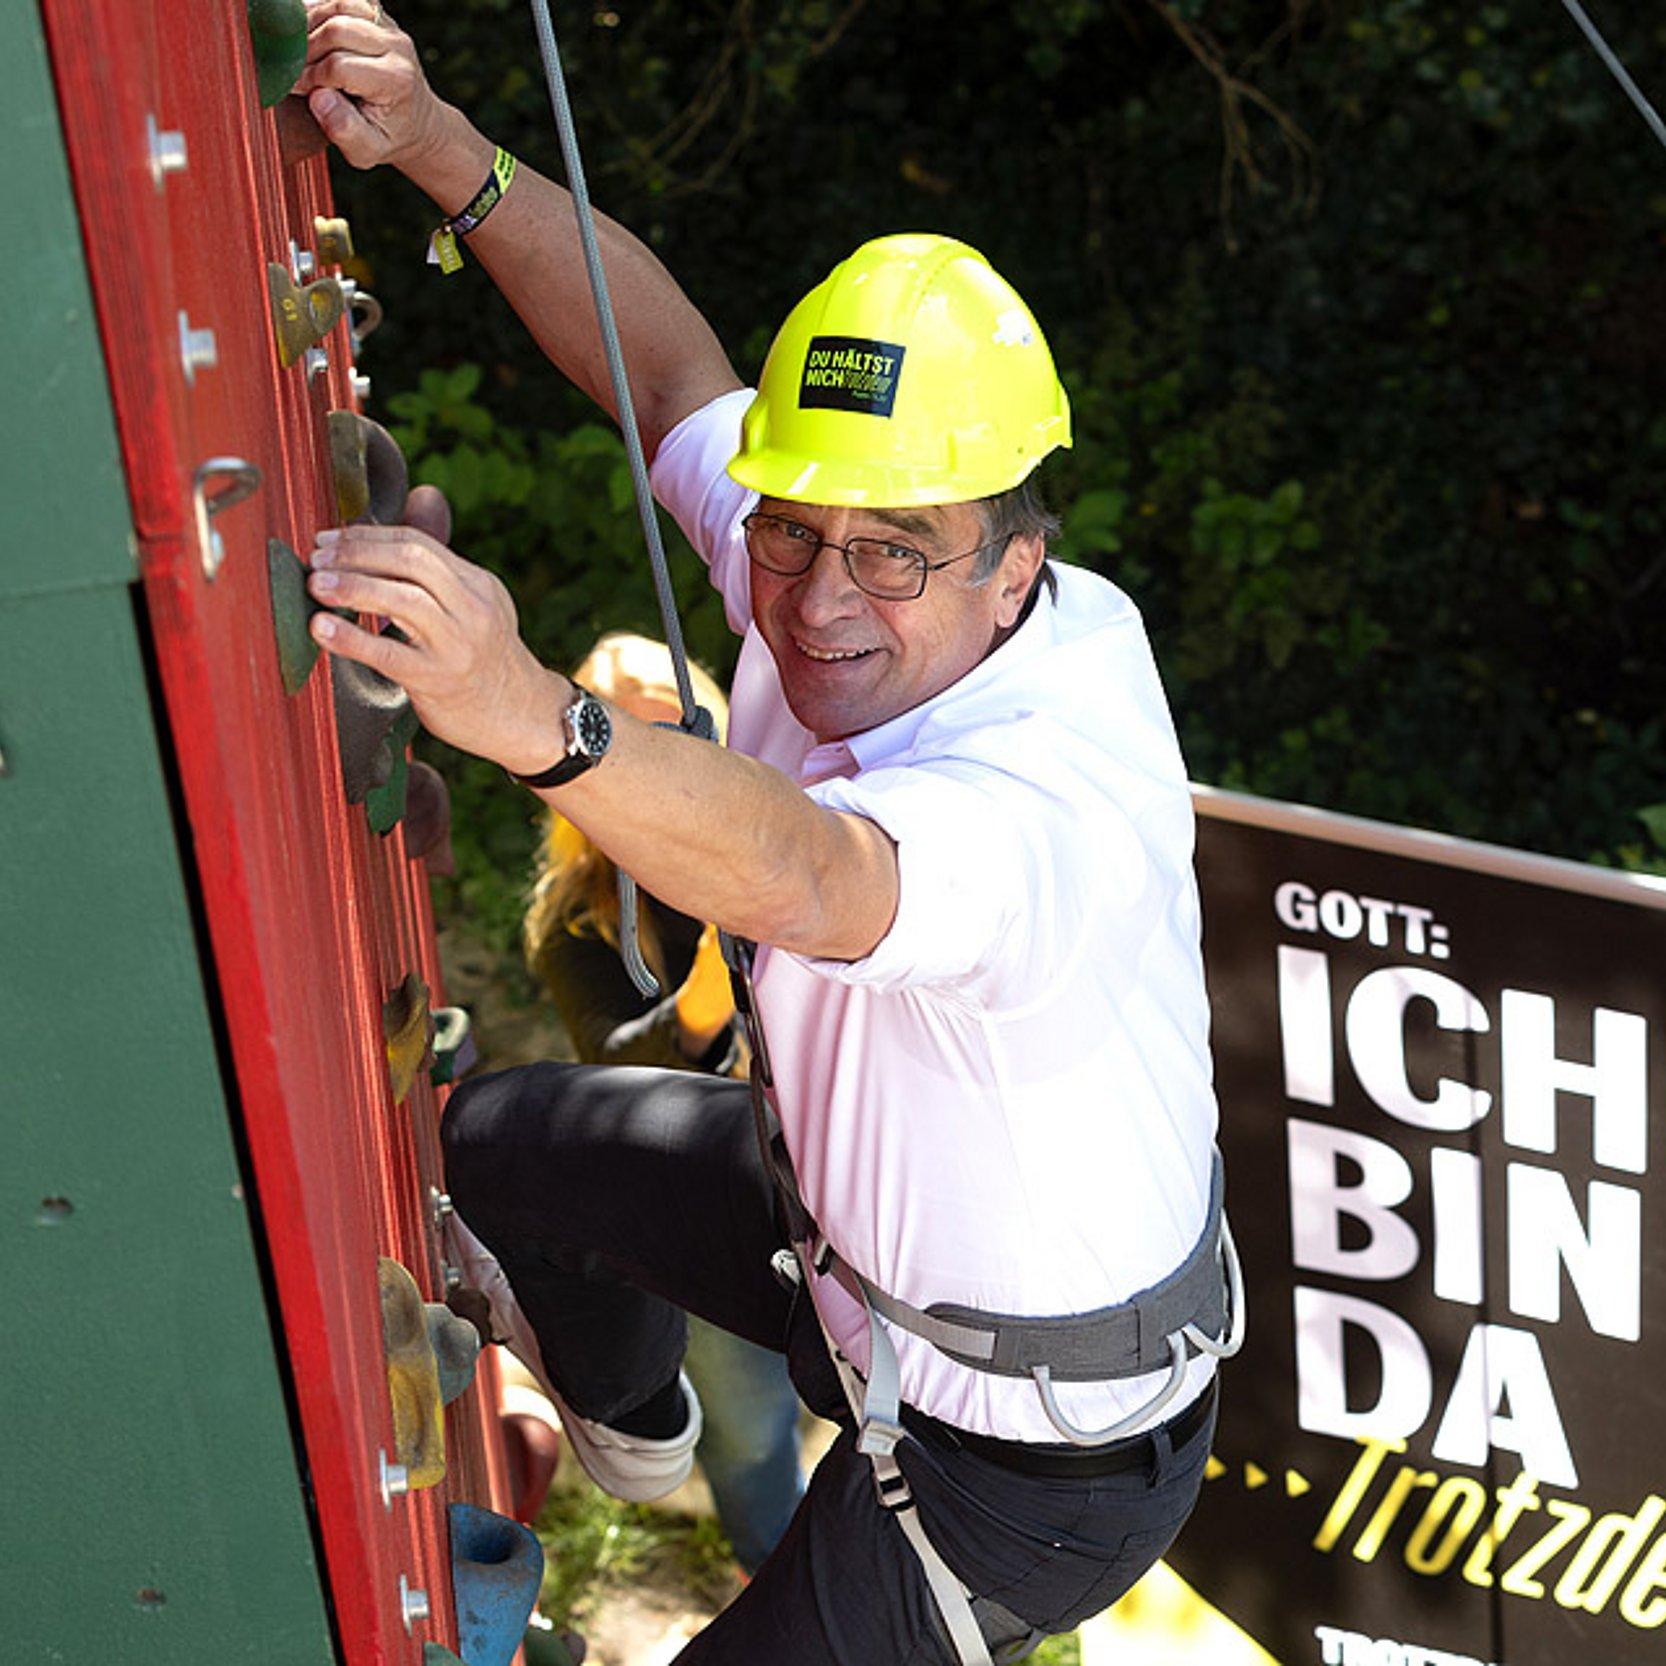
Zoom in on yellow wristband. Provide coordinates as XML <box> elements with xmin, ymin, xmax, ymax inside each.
<box><xmin>427</xmin><ymin>148</ymin><xmax>517</xmax><ymax>275</ymax></box>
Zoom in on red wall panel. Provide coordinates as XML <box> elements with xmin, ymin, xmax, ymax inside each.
<box><xmin>40</xmin><ymin>4</ymin><xmax>513</xmax><ymax>1660</ymax></box>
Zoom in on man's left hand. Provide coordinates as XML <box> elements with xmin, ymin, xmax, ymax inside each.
<box><xmin>307</xmin><ymin>526</ymin><xmax>565</xmax><ymax>776</ymax></box>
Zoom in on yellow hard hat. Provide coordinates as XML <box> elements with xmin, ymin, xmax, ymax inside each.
<box><xmin>728</xmin><ymin>234</ymin><xmax>1071</xmax><ymax>508</ymax></box>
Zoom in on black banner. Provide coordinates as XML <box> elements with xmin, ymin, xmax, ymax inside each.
<box><xmin>1172</xmin><ymin>790</ymin><xmax>1666</xmax><ymax>1666</ymax></box>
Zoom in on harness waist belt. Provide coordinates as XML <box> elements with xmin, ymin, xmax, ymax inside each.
<box><xmin>820</xmin><ymin>1151</ymin><xmax>1228</xmax><ymax>1382</ymax></box>
<box><xmin>902</xmin><ymin>1377</ymin><xmax>1217</xmax><ymax>1479</ymax></box>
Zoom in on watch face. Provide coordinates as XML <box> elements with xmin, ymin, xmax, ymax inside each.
<box><xmin>574</xmin><ymin>696</ymin><xmax>612</xmax><ymax>758</ymax></box>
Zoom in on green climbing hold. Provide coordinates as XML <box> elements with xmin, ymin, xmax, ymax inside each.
<box><xmin>364</xmin><ymin>744</ymin><xmax>409</xmax><ymax>835</ymax></box>
<box><xmin>521</xmin><ymin>1618</ymin><xmax>587</xmax><ymax>1666</ymax></box>
<box><xmin>267</xmin><ymin>539</ymin><xmax>321</xmax><ymax>695</ymax></box>
<box><xmin>364</xmin><ymin>699</ymin><xmax>421</xmax><ymax>834</ymax></box>
<box><xmin>247</xmin><ymin>0</ymin><xmax>309</xmax><ymax>109</ymax></box>
<box><xmin>425</xmin><ymin>1302</ymin><xmax>482</xmax><ymax>1406</ymax></box>
<box><xmin>430</xmin><ymin>1007</ymin><xmax>475</xmax><ymax>1086</ymax></box>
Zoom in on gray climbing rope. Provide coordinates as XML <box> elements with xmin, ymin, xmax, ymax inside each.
<box><xmin>527</xmin><ymin>0</ymin><xmax>714</xmax><ymax>996</ymax></box>
<box><xmin>1559</xmin><ymin>0</ymin><xmax>1666</xmax><ymax>157</ymax></box>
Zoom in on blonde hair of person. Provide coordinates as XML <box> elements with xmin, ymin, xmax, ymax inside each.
<box><xmin>523</xmin><ymin>633</ymin><xmax>729</xmax><ymax>990</ymax></box>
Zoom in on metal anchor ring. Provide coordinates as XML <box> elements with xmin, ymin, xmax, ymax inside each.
<box><xmin>192</xmin><ymin>457</ymin><xmax>262</xmax><ymax>580</ymax></box>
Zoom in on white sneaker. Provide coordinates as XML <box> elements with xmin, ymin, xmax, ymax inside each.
<box><xmin>446</xmin><ymin>1218</ymin><xmax>704</xmax><ymax>1504</ymax></box>
<box><xmin>540</xmin><ymin>1369</ymin><xmax>703</xmax><ymax>1504</ymax></box>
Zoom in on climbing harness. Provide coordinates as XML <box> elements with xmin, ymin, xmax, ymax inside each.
<box><xmin>728</xmin><ymin>932</ymin><xmax>1242</xmax><ymax>1664</ymax></box>
<box><xmin>523</xmin><ymin>9</ymin><xmax>1242</xmax><ymax>1659</ymax></box>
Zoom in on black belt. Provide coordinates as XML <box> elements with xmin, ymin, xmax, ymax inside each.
<box><xmin>899</xmin><ymin>1376</ymin><xmax>1217</xmax><ymax>1479</ymax></box>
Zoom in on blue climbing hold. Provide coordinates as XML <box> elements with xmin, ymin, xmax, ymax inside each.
<box><xmin>448</xmin><ymin>1503</ymin><xmax>545</xmax><ymax>1666</ymax></box>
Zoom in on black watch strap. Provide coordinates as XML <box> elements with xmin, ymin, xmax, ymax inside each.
<box><xmin>511</xmin><ymin>685</ymin><xmax>612</xmax><ymax>789</ymax></box>
<box><xmin>513</xmin><ymin>751</ymin><xmax>595</xmax><ymax>790</ymax></box>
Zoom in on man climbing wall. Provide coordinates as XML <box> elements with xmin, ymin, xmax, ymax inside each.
<box><xmin>298</xmin><ymin>5</ymin><xmax>1236</xmax><ymax>1660</ymax></box>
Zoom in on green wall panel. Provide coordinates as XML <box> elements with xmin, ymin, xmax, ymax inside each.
<box><xmin>1</xmin><ymin>2</ymin><xmax>134</xmax><ymax>602</ymax></box>
<box><xmin>2</xmin><ymin>584</ymin><xmax>340</xmax><ymax>1664</ymax></box>
<box><xmin>1</xmin><ymin>6</ymin><xmax>339</xmax><ymax>1660</ymax></box>
<box><xmin>0</xmin><ymin>590</ymin><xmax>340</xmax><ymax>1666</ymax></box>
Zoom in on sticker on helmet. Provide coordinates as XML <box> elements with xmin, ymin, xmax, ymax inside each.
<box><xmin>799</xmin><ymin>335</ymin><xmax>906</xmax><ymax>417</ymax></box>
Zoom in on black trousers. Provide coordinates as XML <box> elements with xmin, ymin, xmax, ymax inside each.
<box><xmin>442</xmin><ymin>1062</ymin><xmax>1214</xmax><ymax>1665</ymax></box>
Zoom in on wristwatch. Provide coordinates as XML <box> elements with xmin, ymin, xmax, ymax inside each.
<box><xmin>511</xmin><ymin>684</ymin><xmax>613</xmax><ymax>789</ymax></box>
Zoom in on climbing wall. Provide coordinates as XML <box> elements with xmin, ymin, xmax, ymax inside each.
<box><xmin>30</xmin><ymin>2</ymin><xmax>519</xmax><ymax>1660</ymax></box>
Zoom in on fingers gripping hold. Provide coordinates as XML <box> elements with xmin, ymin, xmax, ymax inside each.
<box><xmin>307</xmin><ymin>527</ymin><xmax>555</xmax><ymax>773</ymax></box>
<box><xmin>311</xmin><ymin>610</ymin><xmax>422</xmax><ymax>683</ymax></box>
<box><xmin>303</xmin><ymin>0</ymin><xmax>394</xmax><ymax>32</ymax></box>
<box><xmin>300</xmin><ymin>2</ymin><xmax>435</xmax><ymax>170</ymax></box>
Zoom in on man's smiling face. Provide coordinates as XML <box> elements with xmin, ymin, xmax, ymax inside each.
<box><xmin>748</xmin><ymin>497</ymin><xmax>1042</xmax><ymax>743</ymax></box>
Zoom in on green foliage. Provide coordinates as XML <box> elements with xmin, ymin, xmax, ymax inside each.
<box><xmin>1032</xmin><ymin>1630</ymin><xmax>1084</xmax><ymax>1666</ymax></box>
<box><xmin>392</xmin><ymin>364</ymin><xmax>737</xmax><ymax>948</ymax></box>
<box><xmin>533</xmin><ymin>1473</ymin><xmax>1084</xmax><ymax>1653</ymax></box>
<box><xmin>386</xmin><ymin>363</ymin><xmax>733</xmax><ymax>676</ymax></box>
<box><xmin>534</xmin><ymin>1480</ymin><xmax>737</xmax><ymax>1633</ymax></box>
<box><xmin>334</xmin><ymin>0</ymin><xmax>1666</xmax><ymax>896</ymax></box>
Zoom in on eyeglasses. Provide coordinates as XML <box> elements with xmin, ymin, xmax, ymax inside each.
<box><xmin>742</xmin><ymin>511</ymin><xmax>1010</xmax><ymax>602</ymax></box>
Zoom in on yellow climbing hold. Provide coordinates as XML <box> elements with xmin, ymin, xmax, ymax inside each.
<box><xmin>383</xmin><ymin>973</ymin><xmax>433</xmax><ymax>1104</ymax></box>
<box><xmin>378</xmin><ymin>1258</ymin><xmax>446</xmax><ymax>1490</ymax></box>
<box><xmin>314</xmin><ymin>215</ymin><xmax>355</xmax><ymax>268</ymax></box>
<box><xmin>267</xmin><ymin>263</ymin><xmax>345</xmax><ymax>368</ymax></box>
<box><xmin>328</xmin><ymin>411</ymin><xmax>372</xmax><ymax>525</ymax></box>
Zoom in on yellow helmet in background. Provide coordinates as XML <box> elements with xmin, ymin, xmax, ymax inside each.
<box><xmin>727</xmin><ymin>234</ymin><xmax>1071</xmax><ymax>508</ymax></box>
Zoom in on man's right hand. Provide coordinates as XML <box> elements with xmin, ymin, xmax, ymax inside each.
<box><xmin>297</xmin><ymin>1</ymin><xmax>447</xmax><ymax>172</ymax></box>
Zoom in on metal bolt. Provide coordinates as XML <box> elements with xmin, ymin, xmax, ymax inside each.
<box><xmin>291</xmin><ymin>240</ymin><xmax>317</xmax><ymax>283</ymax></box>
<box><xmin>146</xmin><ymin>115</ymin><xmax>187</xmax><ymax>188</ymax></box>
<box><xmin>178</xmin><ymin>312</ymin><xmax>217</xmax><ymax>385</ymax></box>
<box><xmin>304</xmin><ymin>345</ymin><xmax>329</xmax><ymax>383</ymax></box>
<box><xmin>429</xmin><ymin>1188</ymin><xmax>455</xmax><ymax>1230</ymax></box>
<box><xmin>350</xmin><ymin>370</ymin><xmax>372</xmax><ymax>405</ymax></box>
<box><xmin>378</xmin><ymin>1449</ymin><xmax>410</xmax><ymax>1509</ymax></box>
<box><xmin>443</xmin><ymin>1262</ymin><xmax>463</xmax><ymax>1295</ymax></box>
<box><xmin>399</xmin><ymin>1575</ymin><xmax>430</xmax><ymax>1633</ymax></box>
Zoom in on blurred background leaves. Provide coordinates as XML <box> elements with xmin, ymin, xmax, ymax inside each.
<box><xmin>333</xmin><ymin>0</ymin><xmax>1666</xmax><ymax>945</ymax></box>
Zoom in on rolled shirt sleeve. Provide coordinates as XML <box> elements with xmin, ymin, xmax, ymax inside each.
<box><xmin>793</xmin><ymin>759</ymin><xmax>1058</xmax><ymax>999</ymax></box>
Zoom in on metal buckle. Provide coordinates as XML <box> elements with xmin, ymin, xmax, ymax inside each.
<box><xmin>872</xmin><ymin>1465</ymin><xmax>913</xmax><ymax>1513</ymax></box>
<box><xmin>859</xmin><ymin>1412</ymin><xmax>906</xmax><ymax>1459</ymax></box>
<box><xmin>770</xmin><ymin>1248</ymin><xmax>802</xmax><ymax>1291</ymax></box>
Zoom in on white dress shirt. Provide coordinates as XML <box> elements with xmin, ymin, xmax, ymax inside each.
<box><xmin>651</xmin><ymin>390</ymin><xmax>1218</xmax><ymax>1441</ymax></box>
